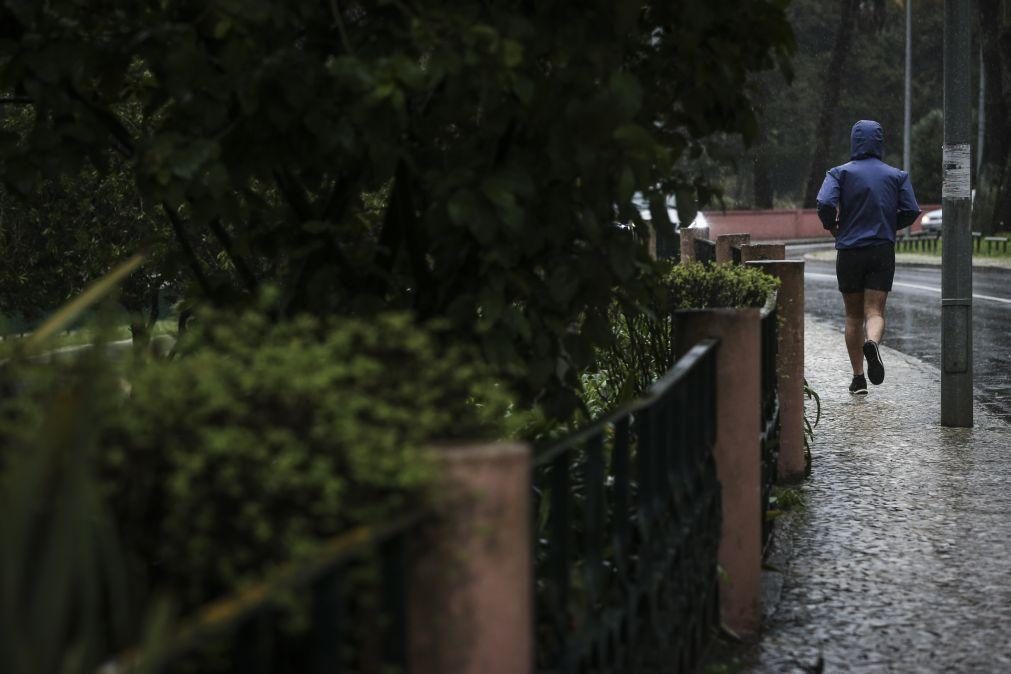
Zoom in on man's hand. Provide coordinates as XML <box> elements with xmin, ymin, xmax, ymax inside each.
<box><xmin>829</xmin><ymin>223</ymin><xmax>840</xmax><ymax>238</ymax></box>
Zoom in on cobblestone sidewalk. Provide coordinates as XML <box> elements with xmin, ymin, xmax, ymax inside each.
<box><xmin>750</xmin><ymin>318</ymin><xmax>1011</xmax><ymax>673</ymax></box>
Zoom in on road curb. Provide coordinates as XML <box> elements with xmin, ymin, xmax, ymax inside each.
<box><xmin>802</xmin><ymin>250</ymin><xmax>1011</xmax><ymax>272</ymax></box>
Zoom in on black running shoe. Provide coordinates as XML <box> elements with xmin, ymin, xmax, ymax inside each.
<box><xmin>849</xmin><ymin>374</ymin><xmax>868</xmax><ymax>395</ymax></box>
<box><xmin>863</xmin><ymin>340</ymin><xmax>885</xmax><ymax>385</ymax></box>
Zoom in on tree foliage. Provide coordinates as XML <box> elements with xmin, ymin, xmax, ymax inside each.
<box><xmin>976</xmin><ymin>0</ymin><xmax>1011</xmax><ymax>233</ymax></box>
<box><xmin>728</xmin><ymin>0</ymin><xmax>946</xmax><ymax>208</ymax></box>
<box><xmin>911</xmin><ymin>107</ymin><xmax>943</xmax><ymax>204</ymax></box>
<box><xmin>0</xmin><ymin>0</ymin><xmax>794</xmax><ymax>414</ymax></box>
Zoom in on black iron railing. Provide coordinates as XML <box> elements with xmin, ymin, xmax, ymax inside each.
<box><xmin>98</xmin><ymin>514</ymin><xmax>423</xmax><ymax>674</ymax></box>
<box><xmin>533</xmin><ymin>339</ymin><xmax>721</xmax><ymax>673</ymax></box>
<box><xmin>982</xmin><ymin>235</ymin><xmax>1010</xmax><ymax>253</ymax></box>
<box><xmin>693</xmin><ymin>238</ymin><xmax>717</xmax><ymax>264</ymax></box>
<box><xmin>657</xmin><ymin>229</ymin><xmax>681</xmax><ymax>261</ymax></box>
<box><xmin>759</xmin><ymin>296</ymin><xmax>780</xmax><ymax>552</ymax></box>
<box><xmin>896</xmin><ymin>231</ymin><xmax>941</xmax><ymax>253</ymax></box>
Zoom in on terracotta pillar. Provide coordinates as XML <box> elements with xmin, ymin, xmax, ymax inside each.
<box><xmin>716</xmin><ymin>234</ymin><xmax>751</xmax><ymax>264</ymax></box>
<box><xmin>673</xmin><ymin>309</ymin><xmax>761</xmax><ymax>637</ymax></box>
<box><xmin>739</xmin><ymin>243</ymin><xmax>785</xmax><ymax>262</ymax></box>
<box><xmin>408</xmin><ymin>442</ymin><xmax>532</xmax><ymax>674</ymax></box>
<box><xmin>747</xmin><ymin>260</ymin><xmax>806</xmax><ymax>482</ymax></box>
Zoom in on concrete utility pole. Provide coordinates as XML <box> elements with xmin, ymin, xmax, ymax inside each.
<box><xmin>903</xmin><ymin>0</ymin><xmax>912</xmax><ymax>176</ymax></box>
<box><xmin>977</xmin><ymin>45</ymin><xmax>985</xmax><ymax>175</ymax></box>
<box><xmin>941</xmin><ymin>0</ymin><xmax>973</xmax><ymax>427</ymax></box>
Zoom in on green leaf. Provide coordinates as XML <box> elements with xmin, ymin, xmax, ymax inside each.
<box><xmin>502</xmin><ymin>39</ymin><xmax>524</xmax><ymax>68</ymax></box>
<box><xmin>447</xmin><ymin>190</ymin><xmax>481</xmax><ymax>227</ymax></box>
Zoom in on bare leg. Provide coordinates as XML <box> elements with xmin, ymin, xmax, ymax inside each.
<box><xmin>842</xmin><ymin>291</ymin><xmax>865</xmax><ymax>375</ymax></box>
<box><xmin>864</xmin><ymin>289</ymin><xmax>888</xmax><ymax>343</ymax></box>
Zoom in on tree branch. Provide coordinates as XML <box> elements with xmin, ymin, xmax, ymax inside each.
<box><xmin>271</xmin><ymin>168</ymin><xmax>313</xmax><ymax>221</ymax></box>
<box><xmin>328</xmin><ymin>0</ymin><xmax>356</xmax><ymax>55</ymax></box>
<box><xmin>208</xmin><ymin>217</ymin><xmax>259</xmax><ymax>293</ymax></box>
<box><xmin>369</xmin><ymin>161</ymin><xmax>410</xmax><ymax>292</ymax></box>
<box><xmin>161</xmin><ymin>203</ymin><xmax>215</xmax><ymax>299</ymax></box>
<box><xmin>64</xmin><ymin>85</ymin><xmax>137</xmax><ymax>160</ymax></box>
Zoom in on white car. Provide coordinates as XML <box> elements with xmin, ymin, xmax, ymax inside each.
<box><xmin>630</xmin><ymin>191</ymin><xmax>709</xmax><ymax>228</ymax></box>
<box><xmin>921</xmin><ymin>208</ymin><xmax>942</xmax><ymax>233</ymax></box>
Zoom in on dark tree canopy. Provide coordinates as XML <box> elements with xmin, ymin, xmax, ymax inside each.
<box><xmin>0</xmin><ymin>0</ymin><xmax>794</xmax><ymax>413</ymax></box>
<box><xmin>724</xmin><ymin>0</ymin><xmax>947</xmax><ymax>210</ymax></box>
<box><xmin>976</xmin><ymin>0</ymin><xmax>1011</xmax><ymax>233</ymax></box>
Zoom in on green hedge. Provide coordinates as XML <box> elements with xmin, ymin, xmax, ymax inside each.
<box><xmin>665</xmin><ymin>261</ymin><xmax>780</xmax><ymax>310</ymax></box>
<box><xmin>0</xmin><ymin>310</ymin><xmax>514</xmax><ymax>619</ymax></box>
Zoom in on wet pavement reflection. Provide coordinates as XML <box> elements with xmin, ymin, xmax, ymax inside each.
<box><xmin>802</xmin><ymin>259</ymin><xmax>1011</xmax><ymax>424</ymax></box>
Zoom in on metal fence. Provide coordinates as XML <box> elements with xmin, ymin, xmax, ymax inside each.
<box><xmin>896</xmin><ymin>231</ymin><xmax>941</xmax><ymax>253</ymax></box>
<box><xmin>759</xmin><ymin>298</ymin><xmax>780</xmax><ymax>553</ymax></box>
<box><xmin>99</xmin><ymin>515</ymin><xmax>423</xmax><ymax>674</ymax></box>
<box><xmin>533</xmin><ymin>339</ymin><xmax>721</xmax><ymax>674</ymax></box>
<box><xmin>693</xmin><ymin>238</ymin><xmax>717</xmax><ymax>264</ymax></box>
<box><xmin>657</xmin><ymin>230</ymin><xmax>681</xmax><ymax>261</ymax></box>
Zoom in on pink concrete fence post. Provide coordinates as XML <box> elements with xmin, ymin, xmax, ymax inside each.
<box><xmin>716</xmin><ymin>233</ymin><xmax>751</xmax><ymax>264</ymax></box>
<box><xmin>679</xmin><ymin>227</ymin><xmax>698</xmax><ymax>262</ymax></box>
<box><xmin>408</xmin><ymin>442</ymin><xmax>533</xmax><ymax>674</ymax></box>
<box><xmin>746</xmin><ymin>260</ymin><xmax>807</xmax><ymax>482</ymax></box>
<box><xmin>739</xmin><ymin>243</ymin><xmax>786</xmax><ymax>263</ymax></box>
<box><xmin>673</xmin><ymin>309</ymin><xmax>762</xmax><ymax>637</ymax></box>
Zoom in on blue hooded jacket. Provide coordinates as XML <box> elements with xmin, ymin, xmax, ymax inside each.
<box><xmin>816</xmin><ymin>120</ymin><xmax>921</xmax><ymax>250</ymax></box>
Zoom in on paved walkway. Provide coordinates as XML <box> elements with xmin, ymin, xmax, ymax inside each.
<box><xmin>751</xmin><ymin>318</ymin><xmax>1011</xmax><ymax>672</ymax></box>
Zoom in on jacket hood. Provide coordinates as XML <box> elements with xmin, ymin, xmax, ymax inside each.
<box><xmin>850</xmin><ymin>120</ymin><xmax>884</xmax><ymax>160</ymax></box>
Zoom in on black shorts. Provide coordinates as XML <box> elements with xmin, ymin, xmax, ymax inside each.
<box><xmin>836</xmin><ymin>242</ymin><xmax>895</xmax><ymax>293</ymax></box>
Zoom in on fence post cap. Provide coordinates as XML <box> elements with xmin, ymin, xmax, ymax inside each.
<box><xmin>744</xmin><ymin>259</ymin><xmax>805</xmax><ymax>266</ymax></box>
<box><xmin>672</xmin><ymin>306</ymin><xmax>760</xmax><ymax>318</ymax></box>
<box><xmin>427</xmin><ymin>440</ymin><xmax>529</xmax><ymax>462</ymax></box>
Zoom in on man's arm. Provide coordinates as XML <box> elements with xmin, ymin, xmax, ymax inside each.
<box><xmin>816</xmin><ymin>170</ymin><xmax>840</xmax><ymax>235</ymax></box>
<box><xmin>896</xmin><ymin>171</ymin><xmax>921</xmax><ymax>230</ymax></box>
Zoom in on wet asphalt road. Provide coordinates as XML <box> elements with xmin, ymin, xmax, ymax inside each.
<box><xmin>792</xmin><ymin>246</ymin><xmax>1011</xmax><ymax>423</ymax></box>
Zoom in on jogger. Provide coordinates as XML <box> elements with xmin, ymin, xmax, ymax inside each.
<box><xmin>815</xmin><ymin>120</ymin><xmax>921</xmax><ymax>393</ymax></box>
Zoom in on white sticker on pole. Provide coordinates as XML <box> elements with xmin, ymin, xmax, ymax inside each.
<box><xmin>942</xmin><ymin>143</ymin><xmax>971</xmax><ymax>199</ymax></box>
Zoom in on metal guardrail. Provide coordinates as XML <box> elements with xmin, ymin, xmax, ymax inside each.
<box><xmin>99</xmin><ymin>513</ymin><xmax>424</xmax><ymax>674</ymax></box>
<box><xmin>759</xmin><ymin>295</ymin><xmax>780</xmax><ymax>553</ymax></box>
<box><xmin>533</xmin><ymin>339</ymin><xmax>721</xmax><ymax>673</ymax></box>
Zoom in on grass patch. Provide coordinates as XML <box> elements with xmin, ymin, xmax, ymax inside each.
<box><xmin>897</xmin><ymin>230</ymin><xmax>1011</xmax><ymax>258</ymax></box>
<box><xmin>772</xmin><ymin>485</ymin><xmax>805</xmax><ymax>511</ymax></box>
<box><xmin>0</xmin><ymin>319</ymin><xmax>177</xmax><ymax>357</ymax></box>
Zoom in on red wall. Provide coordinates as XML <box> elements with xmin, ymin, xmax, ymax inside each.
<box><xmin>702</xmin><ymin>206</ymin><xmax>938</xmax><ymax>241</ymax></box>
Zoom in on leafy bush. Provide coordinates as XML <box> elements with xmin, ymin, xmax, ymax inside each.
<box><xmin>665</xmin><ymin>261</ymin><xmax>781</xmax><ymax>311</ymax></box>
<box><xmin>584</xmin><ymin>262</ymin><xmax>779</xmax><ymax>414</ymax></box>
<box><xmin>1</xmin><ymin>309</ymin><xmax>514</xmax><ymax>620</ymax></box>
